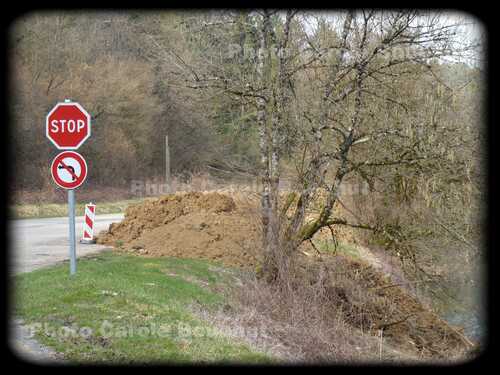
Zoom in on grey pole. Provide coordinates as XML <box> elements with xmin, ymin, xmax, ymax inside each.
<box><xmin>68</xmin><ymin>189</ymin><xmax>77</xmax><ymax>275</ymax></box>
<box><xmin>165</xmin><ymin>135</ymin><xmax>171</xmax><ymax>193</ymax></box>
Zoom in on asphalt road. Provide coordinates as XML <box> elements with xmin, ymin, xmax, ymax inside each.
<box><xmin>9</xmin><ymin>213</ymin><xmax>124</xmax><ymax>363</ymax></box>
<box><xmin>9</xmin><ymin>213</ymin><xmax>124</xmax><ymax>274</ymax></box>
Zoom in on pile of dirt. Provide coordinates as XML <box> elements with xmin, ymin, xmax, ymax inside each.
<box><xmin>96</xmin><ymin>190</ymin><xmax>354</xmax><ymax>268</ymax></box>
<box><xmin>97</xmin><ymin>192</ymin><xmax>262</xmax><ymax>268</ymax></box>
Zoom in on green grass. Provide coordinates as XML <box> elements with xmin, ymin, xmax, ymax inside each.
<box><xmin>13</xmin><ymin>252</ymin><xmax>272</xmax><ymax>364</ymax></box>
<box><xmin>10</xmin><ymin>199</ymin><xmax>142</xmax><ymax>219</ymax></box>
<box><xmin>313</xmin><ymin>239</ymin><xmax>362</xmax><ymax>260</ymax></box>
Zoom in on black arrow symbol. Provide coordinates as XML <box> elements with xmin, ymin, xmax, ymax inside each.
<box><xmin>58</xmin><ymin>164</ymin><xmax>76</xmax><ymax>181</ymax></box>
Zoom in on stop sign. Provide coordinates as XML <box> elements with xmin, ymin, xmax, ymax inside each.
<box><xmin>46</xmin><ymin>101</ymin><xmax>91</xmax><ymax>150</ymax></box>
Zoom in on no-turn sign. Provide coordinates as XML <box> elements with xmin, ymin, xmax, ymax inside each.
<box><xmin>46</xmin><ymin>99</ymin><xmax>92</xmax><ymax>275</ymax></box>
<box><xmin>46</xmin><ymin>102</ymin><xmax>91</xmax><ymax>150</ymax></box>
<box><xmin>51</xmin><ymin>151</ymin><xmax>88</xmax><ymax>189</ymax></box>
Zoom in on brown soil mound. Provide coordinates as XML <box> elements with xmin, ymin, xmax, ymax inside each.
<box><xmin>97</xmin><ymin>192</ymin><xmax>262</xmax><ymax>268</ymax></box>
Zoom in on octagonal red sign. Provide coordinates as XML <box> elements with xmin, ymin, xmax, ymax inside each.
<box><xmin>46</xmin><ymin>101</ymin><xmax>91</xmax><ymax>150</ymax></box>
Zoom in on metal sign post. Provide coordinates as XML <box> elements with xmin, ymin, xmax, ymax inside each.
<box><xmin>51</xmin><ymin>151</ymin><xmax>88</xmax><ymax>276</ymax></box>
<box><xmin>68</xmin><ymin>189</ymin><xmax>77</xmax><ymax>275</ymax></box>
<box><xmin>46</xmin><ymin>98</ymin><xmax>91</xmax><ymax>276</ymax></box>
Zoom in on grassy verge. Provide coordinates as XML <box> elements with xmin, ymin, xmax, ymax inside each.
<box><xmin>10</xmin><ymin>199</ymin><xmax>142</xmax><ymax>219</ymax></box>
<box><xmin>312</xmin><ymin>239</ymin><xmax>362</xmax><ymax>260</ymax></box>
<box><xmin>12</xmin><ymin>252</ymin><xmax>272</xmax><ymax>364</ymax></box>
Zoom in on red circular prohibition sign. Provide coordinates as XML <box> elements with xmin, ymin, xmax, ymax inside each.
<box><xmin>51</xmin><ymin>151</ymin><xmax>88</xmax><ymax>189</ymax></box>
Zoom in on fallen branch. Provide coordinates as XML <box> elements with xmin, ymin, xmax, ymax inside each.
<box><xmin>376</xmin><ymin>314</ymin><xmax>413</xmax><ymax>330</ymax></box>
<box><xmin>325</xmin><ymin>218</ymin><xmax>377</xmax><ymax>231</ymax></box>
<box><xmin>370</xmin><ymin>280</ymin><xmax>434</xmax><ymax>292</ymax></box>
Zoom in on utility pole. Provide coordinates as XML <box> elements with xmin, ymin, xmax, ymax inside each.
<box><xmin>165</xmin><ymin>135</ymin><xmax>171</xmax><ymax>193</ymax></box>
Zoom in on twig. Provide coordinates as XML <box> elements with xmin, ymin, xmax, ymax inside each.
<box><xmin>379</xmin><ymin>329</ymin><xmax>383</xmax><ymax>360</ymax></box>
<box><xmin>327</xmin><ymin>225</ymin><xmax>339</xmax><ymax>254</ymax></box>
<box><xmin>376</xmin><ymin>314</ymin><xmax>413</xmax><ymax>330</ymax></box>
<box><xmin>370</xmin><ymin>280</ymin><xmax>433</xmax><ymax>292</ymax></box>
<box><xmin>308</xmin><ymin>239</ymin><xmax>322</xmax><ymax>257</ymax></box>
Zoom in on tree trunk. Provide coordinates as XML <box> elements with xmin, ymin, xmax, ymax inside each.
<box><xmin>255</xmin><ymin>11</ymin><xmax>279</xmax><ymax>281</ymax></box>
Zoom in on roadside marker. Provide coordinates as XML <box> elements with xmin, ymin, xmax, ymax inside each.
<box><xmin>80</xmin><ymin>202</ymin><xmax>96</xmax><ymax>244</ymax></box>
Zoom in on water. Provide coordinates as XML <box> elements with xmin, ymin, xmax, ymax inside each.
<box><xmin>444</xmin><ymin>310</ymin><xmax>485</xmax><ymax>344</ymax></box>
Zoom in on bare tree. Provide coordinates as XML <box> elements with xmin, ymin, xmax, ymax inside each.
<box><xmin>139</xmin><ymin>9</ymin><xmax>481</xmax><ymax>282</ymax></box>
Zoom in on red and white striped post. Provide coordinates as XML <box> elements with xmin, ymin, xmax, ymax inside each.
<box><xmin>80</xmin><ymin>202</ymin><xmax>96</xmax><ymax>244</ymax></box>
